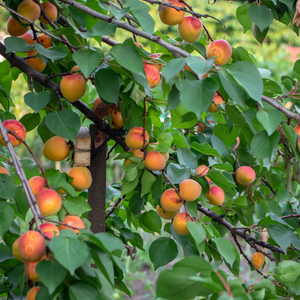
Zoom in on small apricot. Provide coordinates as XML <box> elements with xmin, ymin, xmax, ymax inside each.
<box><xmin>110</xmin><ymin>111</ymin><xmax>123</xmax><ymax>130</ymax></box>
<box><xmin>68</xmin><ymin>166</ymin><xmax>92</xmax><ymax>191</ymax></box>
<box><xmin>179</xmin><ymin>179</ymin><xmax>202</xmax><ymax>202</ymax></box>
<box><xmin>158</xmin><ymin>0</ymin><xmax>185</xmax><ymax>25</ymax></box>
<box><xmin>26</xmin><ymin>49</ymin><xmax>47</xmax><ymax>72</ymax></box>
<box><xmin>235</xmin><ymin>166</ymin><xmax>256</xmax><ymax>186</ymax></box>
<box><xmin>59</xmin><ymin>215</ymin><xmax>85</xmax><ymax>234</ymax></box>
<box><xmin>156</xmin><ymin>205</ymin><xmax>179</xmax><ymax>220</ymax></box>
<box><xmin>35</xmin><ymin>189</ymin><xmax>62</xmax><ymax>217</ymax></box>
<box><xmin>178</xmin><ymin>16</ymin><xmax>203</xmax><ymax>43</ymax></box>
<box><xmin>60</xmin><ymin>74</ymin><xmax>86</xmax><ymax>102</ymax></box>
<box><xmin>19</xmin><ymin>32</ymin><xmax>35</xmax><ymax>46</ymax></box>
<box><xmin>7</xmin><ymin>16</ymin><xmax>28</xmax><ymax>36</ymax></box>
<box><xmin>144</xmin><ymin>150</ymin><xmax>166</xmax><ymax>171</ymax></box>
<box><xmin>0</xmin><ymin>167</ymin><xmax>10</xmax><ymax>176</ymax></box>
<box><xmin>294</xmin><ymin>125</ymin><xmax>300</xmax><ymax>136</ymax></box>
<box><xmin>28</xmin><ymin>176</ymin><xmax>46</xmax><ymax>196</ymax></box>
<box><xmin>17</xmin><ymin>0</ymin><xmax>41</xmax><ymax>24</ymax></box>
<box><xmin>12</xmin><ymin>238</ymin><xmax>26</xmax><ymax>262</ymax></box>
<box><xmin>40</xmin><ymin>223</ymin><xmax>59</xmax><ymax>240</ymax></box>
<box><xmin>173</xmin><ymin>212</ymin><xmax>192</xmax><ymax>235</ymax></box>
<box><xmin>26</xmin><ymin>286</ymin><xmax>41</xmax><ymax>300</ymax></box>
<box><xmin>0</xmin><ymin>119</ymin><xmax>26</xmax><ymax>147</ymax></box>
<box><xmin>206</xmin><ymin>185</ymin><xmax>224</xmax><ymax>206</ymax></box>
<box><xmin>37</xmin><ymin>33</ymin><xmax>52</xmax><ymax>48</ymax></box>
<box><xmin>43</xmin><ymin>136</ymin><xmax>70</xmax><ymax>161</ymax></box>
<box><xmin>251</xmin><ymin>252</ymin><xmax>265</xmax><ymax>270</ymax></box>
<box><xmin>196</xmin><ymin>165</ymin><xmax>209</xmax><ymax>177</ymax></box>
<box><xmin>206</xmin><ymin>39</ymin><xmax>232</xmax><ymax>66</ymax></box>
<box><xmin>24</xmin><ymin>253</ymin><xmax>48</xmax><ymax>281</ymax></box>
<box><xmin>144</xmin><ymin>64</ymin><xmax>161</xmax><ymax>89</ymax></box>
<box><xmin>160</xmin><ymin>188</ymin><xmax>182</xmax><ymax>212</ymax></box>
<box><xmin>125</xmin><ymin>149</ymin><xmax>144</xmax><ymax>167</ymax></box>
<box><xmin>125</xmin><ymin>127</ymin><xmax>149</xmax><ymax>150</ymax></box>
<box><xmin>39</xmin><ymin>2</ymin><xmax>58</xmax><ymax>24</ymax></box>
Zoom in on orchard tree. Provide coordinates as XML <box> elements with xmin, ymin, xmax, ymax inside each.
<box><xmin>1</xmin><ymin>0</ymin><xmax>300</xmax><ymax>299</ymax></box>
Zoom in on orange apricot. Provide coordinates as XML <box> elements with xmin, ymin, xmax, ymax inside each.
<box><xmin>196</xmin><ymin>165</ymin><xmax>209</xmax><ymax>177</ymax></box>
<box><xmin>60</xmin><ymin>74</ymin><xmax>86</xmax><ymax>102</ymax></box>
<box><xmin>37</xmin><ymin>33</ymin><xmax>52</xmax><ymax>48</ymax></box>
<box><xmin>235</xmin><ymin>166</ymin><xmax>256</xmax><ymax>186</ymax></box>
<box><xmin>110</xmin><ymin>111</ymin><xmax>123</xmax><ymax>130</ymax></box>
<box><xmin>284</xmin><ymin>101</ymin><xmax>293</xmax><ymax>109</ymax></box>
<box><xmin>28</xmin><ymin>176</ymin><xmax>46</xmax><ymax>196</ymax></box>
<box><xmin>156</xmin><ymin>205</ymin><xmax>179</xmax><ymax>220</ymax></box>
<box><xmin>251</xmin><ymin>252</ymin><xmax>265</xmax><ymax>270</ymax></box>
<box><xmin>294</xmin><ymin>125</ymin><xmax>300</xmax><ymax>136</ymax></box>
<box><xmin>71</xmin><ymin>65</ymin><xmax>87</xmax><ymax>81</ymax></box>
<box><xmin>17</xmin><ymin>0</ymin><xmax>41</xmax><ymax>24</ymax></box>
<box><xmin>125</xmin><ymin>149</ymin><xmax>144</xmax><ymax>167</ymax></box>
<box><xmin>144</xmin><ymin>150</ymin><xmax>166</xmax><ymax>171</ymax></box>
<box><xmin>160</xmin><ymin>188</ymin><xmax>182</xmax><ymax>212</ymax></box>
<box><xmin>7</xmin><ymin>16</ymin><xmax>28</xmax><ymax>36</ymax></box>
<box><xmin>35</xmin><ymin>189</ymin><xmax>62</xmax><ymax>217</ymax></box>
<box><xmin>39</xmin><ymin>2</ymin><xmax>58</xmax><ymax>24</ymax></box>
<box><xmin>18</xmin><ymin>231</ymin><xmax>46</xmax><ymax>261</ymax></box>
<box><xmin>26</xmin><ymin>49</ymin><xmax>47</xmax><ymax>72</ymax></box>
<box><xmin>179</xmin><ymin>179</ymin><xmax>202</xmax><ymax>202</ymax></box>
<box><xmin>173</xmin><ymin>212</ymin><xmax>192</xmax><ymax>235</ymax></box>
<box><xmin>59</xmin><ymin>215</ymin><xmax>85</xmax><ymax>234</ymax></box>
<box><xmin>24</xmin><ymin>253</ymin><xmax>48</xmax><ymax>281</ymax></box>
<box><xmin>206</xmin><ymin>185</ymin><xmax>224</xmax><ymax>206</ymax></box>
<box><xmin>159</xmin><ymin>0</ymin><xmax>185</xmax><ymax>25</ymax></box>
<box><xmin>149</xmin><ymin>53</ymin><xmax>163</xmax><ymax>71</ymax></box>
<box><xmin>178</xmin><ymin>16</ymin><xmax>203</xmax><ymax>43</ymax></box>
<box><xmin>206</xmin><ymin>39</ymin><xmax>232</xmax><ymax>66</ymax></box>
<box><xmin>43</xmin><ymin>136</ymin><xmax>70</xmax><ymax>161</ymax></box>
<box><xmin>0</xmin><ymin>167</ymin><xmax>10</xmax><ymax>176</ymax></box>
<box><xmin>19</xmin><ymin>32</ymin><xmax>34</xmax><ymax>46</ymax></box>
<box><xmin>125</xmin><ymin>127</ymin><xmax>149</xmax><ymax>150</ymax></box>
<box><xmin>26</xmin><ymin>286</ymin><xmax>41</xmax><ymax>300</ymax></box>
<box><xmin>68</xmin><ymin>166</ymin><xmax>92</xmax><ymax>191</ymax></box>
<box><xmin>144</xmin><ymin>64</ymin><xmax>161</xmax><ymax>89</ymax></box>
<box><xmin>12</xmin><ymin>238</ymin><xmax>26</xmax><ymax>262</ymax></box>
<box><xmin>0</xmin><ymin>119</ymin><xmax>26</xmax><ymax>147</ymax></box>
<box><xmin>40</xmin><ymin>223</ymin><xmax>59</xmax><ymax>240</ymax></box>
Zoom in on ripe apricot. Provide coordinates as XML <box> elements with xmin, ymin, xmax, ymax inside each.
<box><xmin>40</xmin><ymin>223</ymin><xmax>59</xmax><ymax>240</ymax></box>
<box><xmin>0</xmin><ymin>167</ymin><xmax>10</xmax><ymax>176</ymax></box>
<box><xmin>12</xmin><ymin>238</ymin><xmax>26</xmax><ymax>262</ymax></box>
<box><xmin>24</xmin><ymin>253</ymin><xmax>48</xmax><ymax>281</ymax></box>
<box><xmin>26</xmin><ymin>49</ymin><xmax>47</xmax><ymax>72</ymax></box>
<box><xmin>43</xmin><ymin>136</ymin><xmax>70</xmax><ymax>161</ymax></box>
<box><xmin>159</xmin><ymin>0</ymin><xmax>185</xmax><ymax>25</ymax></box>
<box><xmin>7</xmin><ymin>16</ymin><xmax>28</xmax><ymax>36</ymax></box>
<box><xmin>17</xmin><ymin>0</ymin><xmax>41</xmax><ymax>24</ymax></box>
<box><xmin>18</xmin><ymin>231</ymin><xmax>46</xmax><ymax>261</ymax></box>
<box><xmin>145</xmin><ymin>150</ymin><xmax>166</xmax><ymax>171</ymax></box>
<box><xmin>196</xmin><ymin>122</ymin><xmax>206</xmax><ymax>133</ymax></box>
<box><xmin>206</xmin><ymin>39</ymin><xmax>232</xmax><ymax>66</ymax></box>
<box><xmin>60</xmin><ymin>74</ymin><xmax>86</xmax><ymax>102</ymax></box>
<box><xmin>179</xmin><ymin>179</ymin><xmax>202</xmax><ymax>202</ymax></box>
<box><xmin>149</xmin><ymin>53</ymin><xmax>163</xmax><ymax>71</ymax></box>
<box><xmin>160</xmin><ymin>188</ymin><xmax>182</xmax><ymax>212</ymax></box>
<box><xmin>294</xmin><ymin>125</ymin><xmax>300</xmax><ymax>136</ymax></box>
<box><xmin>173</xmin><ymin>212</ymin><xmax>192</xmax><ymax>235</ymax></box>
<box><xmin>0</xmin><ymin>119</ymin><xmax>26</xmax><ymax>147</ymax></box>
<box><xmin>110</xmin><ymin>111</ymin><xmax>123</xmax><ymax>130</ymax></box>
<box><xmin>251</xmin><ymin>252</ymin><xmax>265</xmax><ymax>270</ymax></box>
<box><xmin>68</xmin><ymin>166</ymin><xmax>92</xmax><ymax>191</ymax></box>
<box><xmin>178</xmin><ymin>16</ymin><xmax>203</xmax><ymax>43</ymax></box>
<box><xmin>125</xmin><ymin>149</ymin><xmax>144</xmax><ymax>167</ymax></box>
<box><xmin>206</xmin><ymin>185</ymin><xmax>224</xmax><ymax>206</ymax></box>
<box><xmin>35</xmin><ymin>189</ymin><xmax>62</xmax><ymax>217</ymax></box>
<box><xmin>156</xmin><ymin>205</ymin><xmax>179</xmax><ymax>220</ymax></box>
<box><xmin>39</xmin><ymin>2</ymin><xmax>58</xmax><ymax>24</ymax></box>
<box><xmin>196</xmin><ymin>165</ymin><xmax>209</xmax><ymax>177</ymax></box>
<box><xmin>26</xmin><ymin>286</ymin><xmax>41</xmax><ymax>300</ymax></box>
<box><xmin>125</xmin><ymin>127</ymin><xmax>149</xmax><ymax>149</ymax></box>
<box><xmin>59</xmin><ymin>215</ymin><xmax>85</xmax><ymax>234</ymax></box>
<box><xmin>19</xmin><ymin>32</ymin><xmax>34</xmax><ymax>46</ymax></box>
<box><xmin>37</xmin><ymin>33</ymin><xmax>52</xmax><ymax>48</ymax></box>
<box><xmin>235</xmin><ymin>166</ymin><xmax>256</xmax><ymax>186</ymax></box>
<box><xmin>284</xmin><ymin>101</ymin><xmax>293</xmax><ymax>109</ymax></box>
<box><xmin>144</xmin><ymin>64</ymin><xmax>161</xmax><ymax>89</ymax></box>
<box><xmin>28</xmin><ymin>176</ymin><xmax>46</xmax><ymax>196</ymax></box>
<box><xmin>71</xmin><ymin>65</ymin><xmax>87</xmax><ymax>81</ymax></box>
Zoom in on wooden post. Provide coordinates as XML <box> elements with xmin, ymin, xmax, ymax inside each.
<box><xmin>88</xmin><ymin>124</ymin><xmax>107</xmax><ymax>233</ymax></box>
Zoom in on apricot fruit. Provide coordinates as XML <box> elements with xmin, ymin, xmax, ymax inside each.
<box><xmin>110</xmin><ymin>111</ymin><xmax>123</xmax><ymax>130</ymax></box>
<box><xmin>60</xmin><ymin>74</ymin><xmax>86</xmax><ymax>102</ymax></box>
<box><xmin>179</xmin><ymin>179</ymin><xmax>202</xmax><ymax>202</ymax></box>
<box><xmin>0</xmin><ymin>167</ymin><xmax>10</xmax><ymax>176</ymax></box>
<box><xmin>209</xmin><ymin>93</ymin><xmax>225</xmax><ymax>112</ymax></box>
<box><xmin>173</xmin><ymin>212</ymin><xmax>192</xmax><ymax>235</ymax></box>
<box><xmin>156</xmin><ymin>205</ymin><xmax>179</xmax><ymax>220</ymax></box>
<box><xmin>40</xmin><ymin>223</ymin><xmax>59</xmax><ymax>240</ymax></box>
<box><xmin>7</xmin><ymin>16</ymin><xmax>28</xmax><ymax>36</ymax></box>
<box><xmin>160</xmin><ymin>188</ymin><xmax>182</xmax><ymax>212</ymax></box>
<box><xmin>39</xmin><ymin>2</ymin><xmax>58</xmax><ymax>24</ymax></box>
<box><xmin>28</xmin><ymin>176</ymin><xmax>46</xmax><ymax>196</ymax></box>
<box><xmin>206</xmin><ymin>185</ymin><xmax>224</xmax><ymax>206</ymax></box>
<box><xmin>158</xmin><ymin>0</ymin><xmax>185</xmax><ymax>25</ymax></box>
<box><xmin>0</xmin><ymin>119</ymin><xmax>26</xmax><ymax>147</ymax></box>
<box><xmin>284</xmin><ymin>101</ymin><xmax>293</xmax><ymax>109</ymax></box>
<box><xmin>17</xmin><ymin>0</ymin><xmax>41</xmax><ymax>24</ymax></box>
<box><xmin>145</xmin><ymin>150</ymin><xmax>166</xmax><ymax>171</ymax></box>
<box><xmin>125</xmin><ymin>149</ymin><xmax>144</xmax><ymax>167</ymax></box>
<box><xmin>26</xmin><ymin>286</ymin><xmax>41</xmax><ymax>300</ymax></box>
<box><xmin>19</xmin><ymin>32</ymin><xmax>34</xmax><ymax>46</ymax></box>
<box><xmin>178</xmin><ymin>16</ymin><xmax>203</xmax><ymax>43</ymax></box>
<box><xmin>26</xmin><ymin>49</ymin><xmax>47</xmax><ymax>72</ymax></box>
<box><xmin>18</xmin><ymin>231</ymin><xmax>46</xmax><ymax>261</ymax></box>
<box><xmin>196</xmin><ymin>165</ymin><xmax>209</xmax><ymax>177</ymax></box>
<box><xmin>59</xmin><ymin>215</ymin><xmax>85</xmax><ymax>234</ymax></box>
<box><xmin>71</xmin><ymin>65</ymin><xmax>87</xmax><ymax>81</ymax></box>
<box><xmin>12</xmin><ymin>238</ymin><xmax>26</xmax><ymax>262</ymax></box>
<box><xmin>24</xmin><ymin>253</ymin><xmax>48</xmax><ymax>281</ymax></box>
<box><xmin>149</xmin><ymin>53</ymin><xmax>163</xmax><ymax>71</ymax></box>
<box><xmin>251</xmin><ymin>252</ymin><xmax>265</xmax><ymax>270</ymax></box>
<box><xmin>35</xmin><ymin>189</ymin><xmax>62</xmax><ymax>217</ymax></box>
<box><xmin>206</xmin><ymin>39</ymin><xmax>232</xmax><ymax>66</ymax></box>
<box><xmin>196</xmin><ymin>122</ymin><xmax>206</xmax><ymax>133</ymax></box>
<box><xmin>68</xmin><ymin>166</ymin><xmax>92</xmax><ymax>191</ymax></box>
<box><xmin>294</xmin><ymin>125</ymin><xmax>300</xmax><ymax>136</ymax></box>
<box><xmin>235</xmin><ymin>166</ymin><xmax>256</xmax><ymax>186</ymax></box>
<box><xmin>37</xmin><ymin>33</ymin><xmax>52</xmax><ymax>49</ymax></box>
<box><xmin>144</xmin><ymin>64</ymin><xmax>161</xmax><ymax>89</ymax></box>
<box><xmin>125</xmin><ymin>127</ymin><xmax>149</xmax><ymax>149</ymax></box>
<box><xmin>43</xmin><ymin>136</ymin><xmax>70</xmax><ymax>161</ymax></box>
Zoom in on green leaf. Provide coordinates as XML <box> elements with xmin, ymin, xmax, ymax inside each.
<box><xmin>73</xmin><ymin>50</ymin><xmax>102</xmax><ymax>78</ymax></box>
<box><xmin>69</xmin><ymin>282</ymin><xmax>101</xmax><ymax>300</ymax></box>
<box><xmin>166</xmin><ymin>163</ymin><xmax>191</xmax><ymax>184</ymax></box>
<box><xmin>92</xmin><ymin>22</ymin><xmax>117</xmax><ymax>36</ymax></box>
<box><xmin>248</xmin><ymin>4</ymin><xmax>273</xmax><ymax>32</ymax></box>
<box><xmin>124</xmin><ymin>167</ymin><xmax>138</xmax><ymax>182</ymax></box>
<box><xmin>187</xmin><ymin>222</ymin><xmax>206</xmax><ymax>254</ymax></box>
<box><xmin>94</xmin><ymin>69</ymin><xmax>120</xmax><ymax>104</ymax></box>
<box><xmin>163</xmin><ymin>58</ymin><xmax>187</xmax><ymax>83</ymax></box>
<box><xmin>213</xmin><ymin>124</ymin><xmax>239</xmax><ymax>148</ymax></box>
<box><xmin>236</xmin><ymin>3</ymin><xmax>252</xmax><ymax>33</ymax></box>
<box><xmin>263</xmin><ymin>78</ymin><xmax>283</xmax><ymax>97</ymax></box>
<box><xmin>274</xmin><ymin>261</ymin><xmax>300</xmax><ymax>283</ymax></box>
<box><xmin>36</xmin><ymin>260</ymin><xmax>68</xmax><ymax>294</ymax></box>
<box><xmin>35</xmin><ymin>44</ymin><xmax>67</xmax><ymax>63</ymax></box>
<box><xmin>170</xmin><ymin>103</ymin><xmax>197</xmax><ymax>129</ymax></box>
<box><xmin>19</xmin><ymin>113</ymin><xmax>41</xmax><ymax>131</ymax></box>
<box><xmin>0</xmin><ymin>204</ymin><xmax>14</xmax><ymax>238</ymax></box>
<box><xmin>268</xmin><ymin>224</ymin><xmax>291</xmax><ymax>254</ymax></box>
<box><xmin>225</xmin><ymin>105</ymin><xmax>245</xmax><ymax>127</ymax></box>
<box><xmin>282</xmin><ymin>123</ymin><xmax>300</xmax><ymax>162</ymax></box>
<box><xmin>186</xmin><ymin>56</ymin><xmax>214</xmax><ymax>79</ymax></box>
<box><xmin>190</xmin><ymin>142</ymin><xmax>221</xmax><ymax>157</ymax></box>
<box><xmin>141</xmin><ymin>169</ymin><xmax>155</xmax><ymax>196</ymax></box>
<box><xmin>133</xmin><ymin>11</ymin><xmax>154</xmax><ymax>36</ymax></box>
<box><xmin>14</xmin><ymin>186</ymin><xmax>29</xmax><ymax>218</ymax></box>
<box><xmin>214</xmin><ymin>237</ymin><xmax>236</xmax><ymax>267</ymax></box>
<box><xmin>177</xmin><ymin>148</ymin><xmax>197</xmax><ymax>169</ymax></box>
<box><xmin>94</xmin><ymin>232</ymin><xmax>124</xmax><ymax>253</ymax></box>
<box><xmin>110</xmin><ymin>44</ymin><xmax>144</xmax><ymax>75</ymax></box>
<box><xmin>49</xmin><ymin>236</ymin><xmax>89</xmax><ymax>275</ymax></box>
<box><xmin>180</xmin><ymin>78</ymin><xmax>218</xmax><ymax>119</ymax></box>
<box><xmin>207</xmin><ymin>169</ymin><xmax>236</xmax><ymax>192</ymax></box>
<box><xmin>149</xmin><ymin>237</ymin><xmax>178</xmax><ymax>270</ymax></box>
<box><xmin>4</xmin><ymin>37</ymin><xmax>33</xmax><ymax>53</ymax></box>
<box><xmin>252</xmin><ymin>22</ymin><xmax>269</xmax><ymax>45</ymax></box>
<box><xmin>44</xmin><ymin>110</ymin><xmax>81</xmax><ymax>143</ymax></box>
<box><xmin>226</xmin><ymin>62</ymin><xmax>263</xmax><ymax>104</ymax></box>
<box><xmin>63</xmin><ymin>196</ymin><xmax>92</xmax><ymax>215</ymax></box>
<box><xmin>0</xmin><ymin>174</ymin><xmax>15</xmax><ymax>200</ymax></box>
<box><xmin>256</xmin><ymin>110</ymin><xmax>282</xmax><ymax>136</ymax></box>
<box><xmin>250</xmin><ymin>130</ymin><xmax>280</xmax><ymax>160</ymax></box>
<box><xmin>140</xmin><ymin>210</ymin><xmax>162</xmax><ymax>234</ymax></box>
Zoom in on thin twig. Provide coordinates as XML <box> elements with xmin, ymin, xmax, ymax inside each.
<box><xmin>105</xmin><ymin>195</ymin><xmax>125</xmax><ymax>219</ymax></box>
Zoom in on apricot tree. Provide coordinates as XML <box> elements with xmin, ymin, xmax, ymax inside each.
<box><xmin>0</xmin><ymin>0</ymin><xmax>300</xmax><ymax>299</ymax></box>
